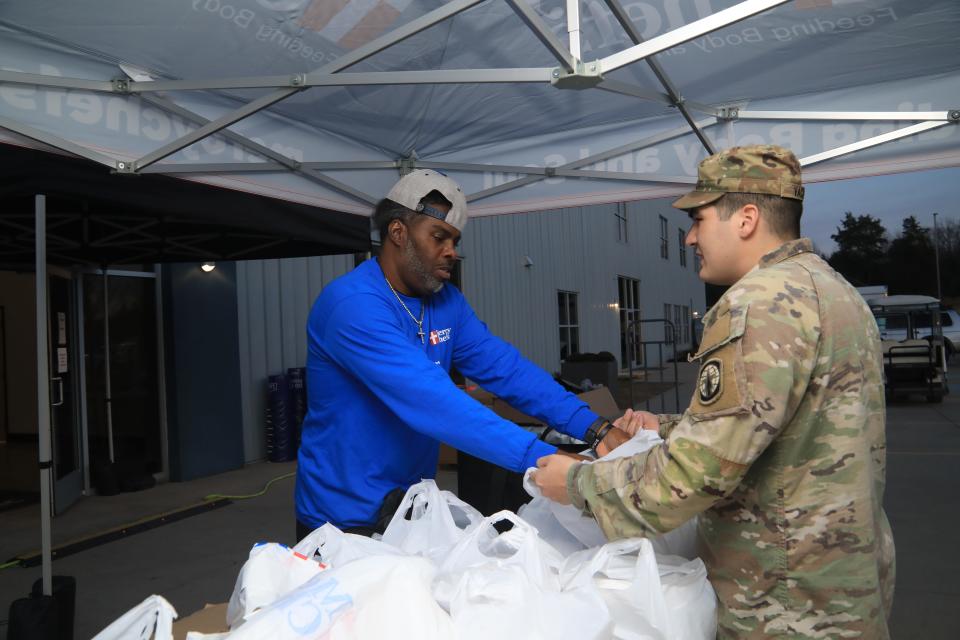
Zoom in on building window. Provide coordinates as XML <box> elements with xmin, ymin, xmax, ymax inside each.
<box><xmin>682</xmin><ymin>305</ymin><xmax>690</xmax><ymax>343</ymax></box>
<box><xmin>664</xmin><ymin>303</ymin><xmax>673</xmax><ymax>342</ymax></box>
<box><xmin>615</xmin><ymin>204</ymin><xmax>628</xmax><ymax>243</ymax></box>
<box><xmin>558</xmin><ymin>290</ymin><xmax>580</xmax><ymax>361</ymax></box>
<box><xmin>659</xmin><ymin>215</ymin><xmax>669</xmax><ymax>260</ymax></box>
<box><xmin>618</xmin><ymin>276</ymin><xmax>642</xmax><ymax>367</ymax></box>
<box><xmin>678</xmin><ymin>228</ymin><xmax>687</xmax><ymax>267</ymax></box>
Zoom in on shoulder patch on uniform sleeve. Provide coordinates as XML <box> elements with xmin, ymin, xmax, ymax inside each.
<box><xmin>697</xmin><ymin>358</ymin><xmax>723</xmax><ymax>405</ymax></box>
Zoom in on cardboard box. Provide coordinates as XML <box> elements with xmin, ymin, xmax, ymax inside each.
<box><xmin>172</xmin><ymin>602</ymin><xmax>228</xmax><ymax>639</ymax></box>
<box><xmin>576</xmin><ymin>386</ymin><xmax>621</xmax><ymax>420</ymax></box>
<box><xmin>439</xmin><ymin>385</ymin><xmax>621</xmax><ymax>470</ymax></box>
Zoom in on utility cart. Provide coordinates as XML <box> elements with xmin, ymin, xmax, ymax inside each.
<box><xmin>868</xmin><ymin>295</ymin><xmax>947</xmax><ymax>403</ymax></box>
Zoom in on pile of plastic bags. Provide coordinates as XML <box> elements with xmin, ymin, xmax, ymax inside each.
<box><xmin>92</xmin><ymin>433</ymin><xmax>717</xmax><ymax>640</ymax></box>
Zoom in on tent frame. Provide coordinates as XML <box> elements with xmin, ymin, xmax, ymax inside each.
<box><xmin>1</xmin><ymin>0</ymin><xmax>956</xmax><ymax>209</ymax></box>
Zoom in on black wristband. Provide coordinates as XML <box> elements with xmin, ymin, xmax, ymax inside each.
<box><xmin>583</xmin><ymin>418</ymin><xmax>608</xmax><ymax>448</ymax></box>
<box><xmin>592</xmin><ymin>422</ymin><xmax>615</xmax><ymax>455</ymax></box>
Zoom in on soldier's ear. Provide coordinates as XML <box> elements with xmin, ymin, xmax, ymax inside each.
<box><xmin>737</xmin><ymin>204</ymin><xmax>760</xmax><ymax>239</ymax></box>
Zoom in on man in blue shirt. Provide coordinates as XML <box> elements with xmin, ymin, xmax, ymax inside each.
<box><xmin>295</xmin><ymin>169</ymin><xmax>627</xmax><ymax>538</ymax></box>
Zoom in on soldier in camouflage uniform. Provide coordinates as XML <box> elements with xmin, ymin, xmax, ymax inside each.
<box><xmin>533</xmin><ymin>145</ymin><xmax>895</xmax><ymax>638</ymax></box>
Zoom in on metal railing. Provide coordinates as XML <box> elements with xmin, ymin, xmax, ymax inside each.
<box><xmin>625</xmin><ymin>318</ymin><xmax>681</xmax><ymax>413</ymax></box>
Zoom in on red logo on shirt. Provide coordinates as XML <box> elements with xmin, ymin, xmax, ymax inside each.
<box><xmin>429</xmin><ymin>328</ymin><xmax>451</xmax><ymax>346</ymax></box>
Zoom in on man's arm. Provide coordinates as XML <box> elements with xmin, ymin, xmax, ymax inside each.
<box><xmin>542</xmin><ymin>298</ymin><xmax>819</xmax><ymax>538</ymax></box>
<box><xmin>320</xmin><ymin>294</ymin><xmax>555</xmax><ymax>472</ymax></box>
<box><xmin>450</xmin><ymin>297</ymin><xmax>599</xmax><ymax>442</ymax></box>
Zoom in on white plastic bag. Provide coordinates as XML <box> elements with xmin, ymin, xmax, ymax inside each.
<box><xmin>380</xmin><ymin>479</ymin><xmax>482</xmax><ymax>563</ymax></box>
<box><xmin>561</xmin><ymin>538</ymin><xmax>717</xmax><ymax>640</ymax></box>
<box><xmin>222</xmin><ymin>555</ymin><xmax>453</xmax><ymax>640</ymax></box>
<box><xmin>524</xmin><ymin>430</ymin><xmax>701</xmax><ymax>559</ymax></box>
<box><xmin>522</xmin><ymin>467</ymin><xmax>607</xmax><ymax>550</ymax></box>
<box><xmin>516</xmin><ymin>495</ymin><xmax>586</xmax><ymax>556</ymax></box>
<box><xmin>226</xmin><ymin>542</ymin><xmax>327</xmax><ymax>629</ymax></box>
<box><xmin>91</xmin><ymin>595</ymin><xmax>177</xmax><ymax>640</ymax></box>
<box><xmin>657</xmin><ymin>553</ymin><xmax>718</xmax><ymax>640</ymax></box>
<box><xmin>433</xmin><ymin>510</ymin><xmax>563</xmax><ymax>608</ymax></box>
<box><xmin>434</xmin><ymin>511</ymin><xmax>610</xmax><ymax>640</ymax></box>
<box><xmin>293</xmin><ymin>522</ymin><xmax>405</xmax><ymax>568</ymax></box>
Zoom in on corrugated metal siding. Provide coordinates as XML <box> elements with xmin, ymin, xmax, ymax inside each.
<box><xmin>460</xmin><ymin>197</ymin><xmax>705</xmax><ymax>374</ymax></box>
<box><xmin>236</xmin><ymin>255</ymin><xmax>354</xmax><ymax>462</ymax></box>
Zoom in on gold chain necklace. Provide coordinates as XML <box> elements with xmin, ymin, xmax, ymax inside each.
<box><xmin>385</xmin><ymin>277</ymin><xmax>426</xmax><ymax>344</ymax></box>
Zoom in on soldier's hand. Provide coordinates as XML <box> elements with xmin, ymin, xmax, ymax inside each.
<box><xmin>532</xmin><ymin>454</ymin><xmax>578</xmax><ymax>504</ymax></box>
<box><xmin>595</xmin><ymin>425</ymin><xmax>631</xmax><ymax>457</ymax></box>
<box><xmin>613</xmin><ymin>409</ymin><xmax>660</xmax><ymax>436</ymax></box>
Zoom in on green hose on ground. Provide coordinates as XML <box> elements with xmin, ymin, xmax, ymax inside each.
<box><xmin>203</xmin><ymin>471</ymin><xmax>295</xmax><ymax>502</ymax></box>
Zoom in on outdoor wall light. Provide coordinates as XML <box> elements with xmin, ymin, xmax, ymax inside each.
<box><xmin>201</xmin><ymin>262</ymin><xmax>216</xmax><ymax>272</ymax></box>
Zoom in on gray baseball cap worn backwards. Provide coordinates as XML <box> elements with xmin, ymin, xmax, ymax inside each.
<box><xmin>386</xmin><ymin>169</ymin><xmax>469</xmax><ymax>232</ymax></box>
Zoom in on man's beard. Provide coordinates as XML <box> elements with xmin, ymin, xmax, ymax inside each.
<box><xmin>403</xmin><ymin>237</ymin><xmax>444</xmax><ymax>294</ymax></box>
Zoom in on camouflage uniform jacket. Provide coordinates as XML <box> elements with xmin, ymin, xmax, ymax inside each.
<box><xmin>568</xmin><ymin>238</ymin><xmax>895</xmax><ymax>638</ymax></box>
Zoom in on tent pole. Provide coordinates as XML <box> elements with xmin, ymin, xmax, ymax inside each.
<box><xmin>600</xmin><ymin>0</ymin><xmax>790</xmax><ymax>73</ymax></box>
<box><xmin>130</xmin><ymin>0</ymin><xmax>487</xmax><ymax>172</ymax></box>
<box><xmin>800</xmin><ymin>121</ymin><xmax>950</xmax><ymax>167</ymax></box>
<box><xmin>602</xmin><ymin>0</ymin><xmax>716</xmax><ymax>154</ymax></box>
<box><xmin>566</xmin><ymin>0</ymin><xmax>582</xmax><ymax>60</ymax></box>
<box><xmin>505</xmin><ymin>0</ymin><xmax>576</xmax><ymax>71</ymax></box>
<box><xmin>104</xmin><ymin>269</ymin><xmax>115</xmax><ymax>464</ymax></box>
<box><xmin>35</xmin><ymin>194</ymin><xmax>53</xmax><ymax>596</ymax></box>
<box><xmin>468</xmin><ymin>118</ymin><xmax>717</xmax><ymax>202</ymax></box>
<box><xmin>0</xmin><ymin>115</ymin><xmax>117</xmax><ymax>168</ymax></box>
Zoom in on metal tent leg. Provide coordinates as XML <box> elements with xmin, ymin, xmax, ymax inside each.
<box><xmin>35</xmin><ymin>194</ymin><xmax>53</xmax><ymax>596</ymax></box>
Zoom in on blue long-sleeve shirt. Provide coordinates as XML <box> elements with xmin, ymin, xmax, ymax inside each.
<box><xmin>294</xmin><ymin>258</ymin><xmax>599</xmax><ymax>529</ymax></box>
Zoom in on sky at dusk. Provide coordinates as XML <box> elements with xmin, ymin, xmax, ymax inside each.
<box><xmin>801</xmin><ymin>166</ymin><xmax>960</xmax><ymax>256</ymax></box>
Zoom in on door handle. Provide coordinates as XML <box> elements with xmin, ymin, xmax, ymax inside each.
<box><xmin>51</xmin><ymin>377</ymin><xmax>64</xmax><ymax>407</ymax></box>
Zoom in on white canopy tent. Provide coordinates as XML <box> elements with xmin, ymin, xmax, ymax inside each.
<box><xmin>1</xmin><ymin>0</ymin><xmax>957</xmax><ymax>216</ymax></box>
<box><xmin>1</xmin><ymin>0</ymin><xmax>957</xmax><ymax>596</ymax></box>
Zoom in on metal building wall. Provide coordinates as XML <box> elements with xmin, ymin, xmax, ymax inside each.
<box><xmin>459</xmin><ymin>197</ymin><xmax>705</xmax><ymax>374</ymax></box>
<box><xmin>236</xmin><ymin>255</ymin><xmax>354</xmax><ymax>463</ymax></box>
<box><xmin>233</xmin><ymin>196</ymin><xmax>705</xmax><ymax>462</ymax></box>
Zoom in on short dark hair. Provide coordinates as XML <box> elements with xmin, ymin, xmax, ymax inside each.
<box><xmin>373</xmin><ymin>189</ymin><xmax>453</xmax><ymax>243</ymax></box>
<box><xmin>714</xmin><ymin>192</ymin><xmax>802</xmax><ymax>239</ymax></box>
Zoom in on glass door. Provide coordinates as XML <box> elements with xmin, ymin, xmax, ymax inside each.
<box><xmin>83</xmin><ymin>271</ymin><xmax>163</xmax><ymax>489</ymax></box>
<box><xmin>48</xmin><ymin>269</ymin><xmax>83</xmax><ymax>514</ymax></box>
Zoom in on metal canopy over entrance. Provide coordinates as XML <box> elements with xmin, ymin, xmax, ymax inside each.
<box><xmin>0</xmin><ymin>0</ymin><xmax>957</xmax><ymax>226</ymax></box>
